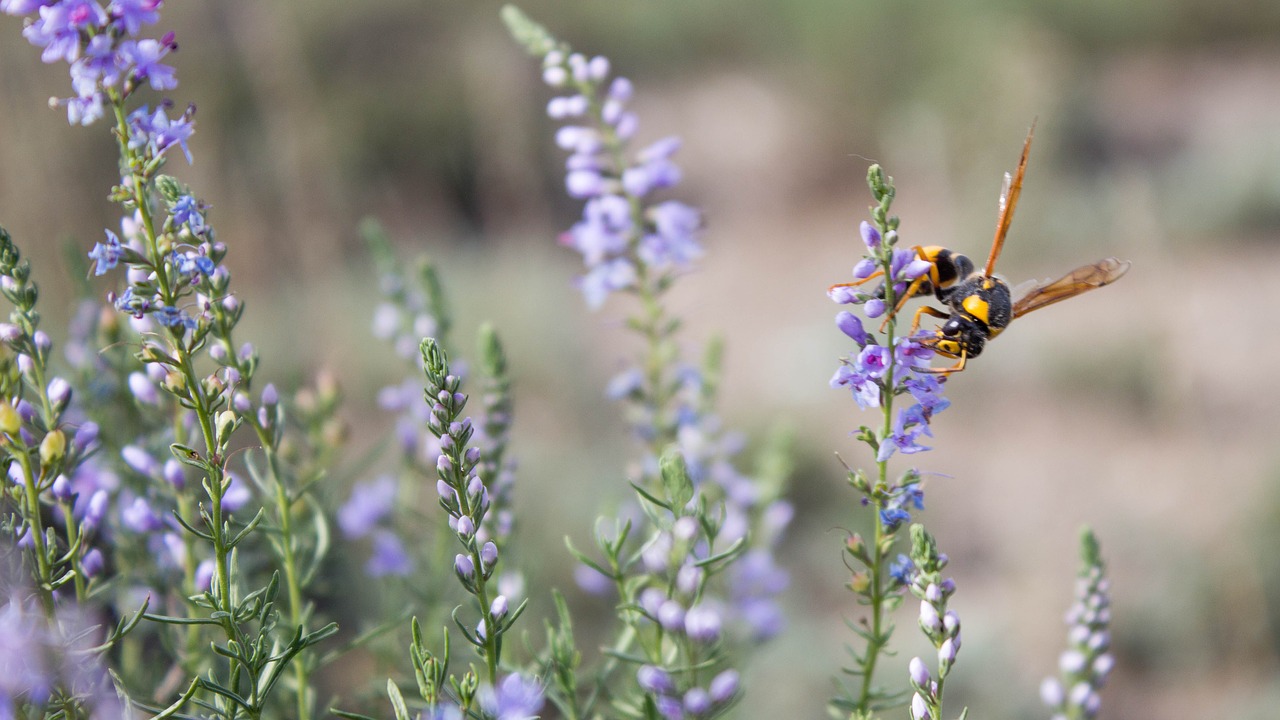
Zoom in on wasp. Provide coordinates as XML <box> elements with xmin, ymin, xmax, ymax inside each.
<box><xmin>835</xmin><ymin>124</ymin><xmax>1130</xmax><ymax>374</ymax></box>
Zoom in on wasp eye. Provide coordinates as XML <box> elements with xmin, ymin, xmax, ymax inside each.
<box><xmin>942</xmin><ymin>319</ymin><xmax>963</xmax><ymax>336</ymax></box>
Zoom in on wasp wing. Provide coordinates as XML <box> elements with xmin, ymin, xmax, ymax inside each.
<box><xmin>983</xmin><ymin>122</ymin><xmax>1036</xmax><ymax>277</ymax></box>
<box><xmin>1010</xmin><ymin>257</ymin><xmax>1131</xmax><ymax>318</ymax></box>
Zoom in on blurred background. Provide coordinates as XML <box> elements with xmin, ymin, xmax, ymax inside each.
<box><xmin>3</xmin><ymin>0</ymin><xmax>1280</xmax><ymax>717</ymax></box>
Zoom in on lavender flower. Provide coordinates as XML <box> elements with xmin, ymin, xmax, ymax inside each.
<box><xmin>526</xmin><ymin>25</ymin><xmax>702</xmax><ymax>309</ymax></box>
<box><xmin>6</xmin><ymin>0</ymin><xmax>174</xmax><ymax>125</ymax></box>
<box><xmin>480</xmin><ymin>673</ymin><xmax>545</xmax><ymax>720</ymax></box>
<box><xmin>1042</xmin><ymin>529</ymin><xmax>1113</xmax><ymax>720</ymax></box>
<box><xmin>506</xmin><ymin>12</ymin><xmax>790</xmax><ymax>716</ymax></box>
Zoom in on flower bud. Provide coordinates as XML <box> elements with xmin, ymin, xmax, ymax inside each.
<box><xmin>657</xmin><ymin>599</ymin><xmax>685</xmax><ymax>631</ymax></box>
<box><xmin>490</xmin><ymin>595</ymin><xmax>508</xmax><ymax>620</ymax></box>
<box><xmin>683</xmin><ymin>688</ymin><xmax>710</xmax><ymax>715</ymax></box>
<box><xmin>456</xmin><ymin>516</ymin><xmax>475</xmax><ymax>538</ymax></box>
<box><xmin>51</xmin><ymin>474</ymin><xmax>72</xmax><ymax>500</ymax></box>
<box><xmin>684</xmin><ymin>604</ymin><xmax>722</xmax><ymax>643</ymax></box>
<box><xmin>83</xmin><ymin>489</ymin><xmax>109</xmax><ymax>531</ymax></box>
<box><xmin>73</xmin><ymin>421</ymin><xmax>99</xmax><ymax>452</ymax></box>
<box><xmin>910</xmin><ymin>692</ymin><xmax>931</xmax><ymax>720</ymax></box>
<box><xmin>1059</xmin><ymin>650</ymin><xmax>1087</xmax><ymax>674</ymax></box>
<box><xmin>942</xmin><ymin>610</ymin><xmax>960</xmax><ymax>636</ymax></box>
<box><xmin>195</xmin><ymin>558</ymin><xmax>215</xmax><ymax>591</ymax></box>
<box><xmin>81</xmin><ymin>548</ymin><xmax>104</xmax><ymax>578</ymax></box>
<box><xmin>909</xmin><ymin>656</ymin><xmax>931</xmax><ymax>688</ymax></box>
<box><xmin>708</xmin><ymin>669</ymin><xmax>739</xmax><ymax>704</ymax></box>
<box><xmin>454</xmin><ymin>554</ymin><xmax>475</xmax><ymax>580</ymax></box>
<box><xmin>480</xmin><ymin>541</ymin><xmax>498</xmax><ymax>568</ymax></box>
<box><xmin>676</xmin><ymin>563</ymin><xmax>702</xmax><ymax>595</ymax></box>
<box><xmin>938</xmin><ymin>638</ymin><xmax>958</xmax><ymax>666</ymax></box>
<box><xmin>216</xmin><ymin>410</ymin><xmax>236</xmax><ymax>442</ymax></box>
<box><xmin>163</xmin><ymin>458</ymin><xmax>186</xmax><ymax>488</ymax></box>
<box><xmin>636</xmin><ymin>665</ymin><xmax>674</xmax><ymax>695</ymax></box>
<box><xmin>919</xmin><ymin>601</ymin><xmax>941</xmax><ymax>633</ymax></box>
<box><xmin>0</xmin><ymin>401</ymin><xmax>19</xmax><ymax>434</ymax></box>
<box><xmin>1040</xmin><ymin>677</ymin><xmax>1064</xmax><ymax>707</ymax></box>
<box><xmin>925</xmin><ymin>583</ymin><xmax>942</xmax><ymax>603</ymax></box>
<box><xmin>129</xmin><ymin>371</ymin><xmax>160</xmax><ymax>406</ymax></box>
<box><xmin>40</xmin><ymin>429</ymin><xmax>66</xmax><ymax>465</ymax></box>
<box><xmin>638</xmin><ymin>587</ymin><xmax>665</xmax><ymax>617</ymax></box>
<box><xmin>47</xmin><ymin>377</ymin><xmax>70</xmax><ymax>408</ymax></box>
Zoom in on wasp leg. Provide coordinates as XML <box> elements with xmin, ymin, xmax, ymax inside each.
<box><xmin>920</xmin><ymin>349</ymin><xmax>967</xmax><ymax>375</ymax></box>
<box><xmin>909</xmin><ymin>305</ymin><xmax>951</xmax><ymax>335</ymax></box>
<box><xmin>880</xmin><ymin>273</ymin><xmax>932</xmax><ymax>332</ymax></box>
<box><xmin>827</xmin><ymin>269</ymin><xmax>885</xmax><ymax>295</ymax></box>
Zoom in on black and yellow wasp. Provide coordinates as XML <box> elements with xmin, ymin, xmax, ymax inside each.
<box><xmin>835</xmin><ymin>124</ymin><xmax>1130</xmax><ymax>374</ymax></box>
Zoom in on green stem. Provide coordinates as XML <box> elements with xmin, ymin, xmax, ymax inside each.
<box><xmin>17</xmin><ymin>451</ymin><xmax>55</xmax><ymax>615</ymax></box>
<box><xmin>110</xmin><ymin>89</ymin><xmax>246</xmax><ymax>720</ymax></box>
<box><xmin>857</xmin><ymin>205</ymin><xmax>900</xmax><ymax>712</ymax></box>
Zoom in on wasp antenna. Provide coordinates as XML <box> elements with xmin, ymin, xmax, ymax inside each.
<box><xmin>983</xmin><ymin>121</ymin><xmax>1035</xmax><ymax>277</ymax></box>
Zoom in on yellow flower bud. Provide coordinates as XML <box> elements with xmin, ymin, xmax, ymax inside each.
<box><xmin>164</xmin><ymin>371</ymin><xmax>186</xmax><ymax>392</ymax></box>
<box><xmin>40</xmin><ymin>429</ymin><xmax>66</xmax><ymax>465</ymax></box>
<box><xmin>0</xmin><ymin>401</ymin><xmax>19</xmax><ymax>435</ymax></box>
<box><xmin>848</xmin><ymin>571</ymin><xmax>871</xmax><ymax>593</ymax></box>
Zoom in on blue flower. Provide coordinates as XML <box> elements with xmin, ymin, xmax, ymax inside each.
<box><xmin>128</xmin><ymin>105</ymin><xmax>195</xmax><ymax>163</ymax></box>
<box><xmin>87</xmin><ymin>229</ymin><xmax>124</xmax><ymax>276</ymax></box>
<box><xmin>171</xmin><ymin>194</ymin><xmax>206</xmax><ymax>234</ymax></box>
<box><xmin>887</xmin><ymin>403</ymin><xmax>940</xmax><ymax>462</ymax></box>
<box><xmin>888</xmin><ymin>554</ymin><xmax>915</xmax><ymax>585</ymax></box>
<box><xmin>880</xmin><ymin>508</ymin><xmax>911</xmax><ymax>531</ymax></box>
<box><xmin>153</xmin><ymin>305</ymin><xmax>193</xmax><ymax>329</ymax></box>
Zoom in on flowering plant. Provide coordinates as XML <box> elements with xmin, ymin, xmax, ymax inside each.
<box><xmin>0</xmin><ymin>3</ymin><xmax>1117</xmax><ymax>720</ymax></box>
<box><xmin>825</xmin><ymin>165</ymin><xmax>1114</xmax><ymax>720</ymax></box>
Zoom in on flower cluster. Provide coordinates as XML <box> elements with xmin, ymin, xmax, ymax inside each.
<box><xmin>828</xmin><ymin>165</ymin><xmax>960</xmax><ymax>716</ymax></box>
<box><xmin>3</xmin><ymin>0</ymin><xmax>179</xmax><ymax>126</ymax></box>
<box><xmin>4</xmin><ymin>3</ymin><xmax>346</xmax><ymax>717</ymax></box>
<box><xmin>506</xmin><ymin>10</ymin><xmax>791</xmax><ymax>715</ymax></box>
<box><xmin>343</xmin><ymin>224</ymin><xmax>521</xmax><ymax>590</ymax></box>
<box><xmin>0</xmin><ymin>579</ymin><xmax>121</xmax><ymax>719</ymax></box>
<box><xmin>422</xmin><ymin>338</ymin><xmax>522</xmax><ymax>682</ymax></box>
<box><xmin>636</xmin><ymin>664</ymin><xmax>740</xmax><ymax>720</ymax></box>
<box><xmin>1041</xmin><ymin>529</ymin><xmax>1114</xmax><ymax>720</ymax></box>
<box><xmin>905</xmin><ymin>525</ymin><xmax>963</xmax><ymax>720</ymax></box>
<box><xmin>527</xmin><ymin>26</ymin><xmax>702</xmax><ymax>308</ymax></box>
